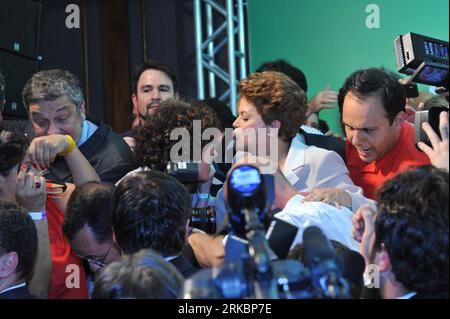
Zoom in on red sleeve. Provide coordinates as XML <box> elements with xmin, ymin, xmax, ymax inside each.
<box><xmin>46</xmin><ymin>198</ymin><xmax>88</xmax><ymax>299</ymax></box>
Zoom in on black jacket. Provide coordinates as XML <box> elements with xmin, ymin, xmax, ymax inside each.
<box><xmin>170</xmin><ymin>253</ymin><xmax>200</xmax><ymax>279</ymax></box>
<box><xmin>45</xmin><ymin>115</ymin><xmax>136</xmax><ymax>184</ymax></box>
<box><xmin>299</xmin><ymin>128</ymin><xmax>346</xmax><ymax>163</ymax></box>
<box><xmin>0</xmin><ymin>285</ymin><xmax>35</xmax><ymax>299</ymax></box>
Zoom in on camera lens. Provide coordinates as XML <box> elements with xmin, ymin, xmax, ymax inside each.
<box><xmin>190</xmin><ymin>206</ymin><xmax>216</xmax><ymax>234</ymax></box>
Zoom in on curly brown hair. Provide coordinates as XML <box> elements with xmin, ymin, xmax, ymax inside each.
<box><xmin>238</xmin><ymin>71</ymin><xmax>307</xmax><ymax>142</ymax></box>
<box><xmin>134</xmin><ymin>100</ymin><xmax>221</xmax><ymax>169</ymax></box>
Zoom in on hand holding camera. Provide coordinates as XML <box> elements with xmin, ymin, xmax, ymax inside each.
<box><xmin>417</xmin><ymin>111</ymin><xmax>449</xmax><ymax>171</ymax></box>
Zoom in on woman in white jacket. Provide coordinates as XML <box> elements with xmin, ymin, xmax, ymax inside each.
<box><xmin>213</xmin><ymin>71</ymin><xmax>375</xmax><ymax>229</ymax></box>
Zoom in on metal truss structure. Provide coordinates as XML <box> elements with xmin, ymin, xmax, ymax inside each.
<box><xmin>194</xmin><ymin>0</ymin><xmax>248</xmax><ymax>115</ymax></box>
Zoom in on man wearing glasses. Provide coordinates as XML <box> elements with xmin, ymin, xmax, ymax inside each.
<box><xmin>63</xmin><ymin>182</ymin><xmax>122</xmax><ymax>271</ymax></box>
<box><xmin>62</xmin><ymin>182</ymin><xmax>122</xmax><ymax>296</ymax></box>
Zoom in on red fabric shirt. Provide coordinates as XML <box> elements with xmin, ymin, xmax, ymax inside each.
<box><xmin>346</xmin><ymin>123</ymin><xmax>431</xmax><ymax>200</ymax></box>
<box><xmin>46</xmin><ymin>197</ymin><xmax>88</xmax><ymax>299</ymax></box>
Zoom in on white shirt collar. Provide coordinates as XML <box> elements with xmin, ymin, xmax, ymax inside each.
<box><xmin>282</xmin><ymin>134</ymin><xmax>308</xmax><ymax>185</ymax></box>
<box><xmin>77</xmin><ymin>120</ymin><xmax>98</xmax><ymax>147</ymax></box>
<box><xmin>165</xmin><ymin>255</ymin><xmax>179</xmax><ymax>262</ymax></box>
<box><xmin>397</xmin><ymin>291</ymin><xmax>417</xmax><ymax>299</ymax></box>
<box><xmin>0</xmin><ymin>282</ymin><xmax>26</xmax><ymax>294</ymax></box>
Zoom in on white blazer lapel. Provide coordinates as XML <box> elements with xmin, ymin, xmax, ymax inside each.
<box><xmin>282</xmin><ymin>134</ymin><xmax>307</xmax><ymax>187</ymax></box>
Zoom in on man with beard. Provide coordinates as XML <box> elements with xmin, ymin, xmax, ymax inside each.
<box><xmin>122</xmin><ymin>60</ymin><xmax>180</xmax><ymax>151</ymax></box>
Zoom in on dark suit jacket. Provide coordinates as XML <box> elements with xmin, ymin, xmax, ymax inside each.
<box><xmin>170</xmin><ymin>254</ymin><xmax>200</xmax><ymax>279</ymax></box>
<box><xmin>0</xmin><ymin>285</ymin><xmax>35</xmax><ymax>299</ymax></box>
<box><xmin>299</xmin><ymin>128</ymin><xmax>346</xmax><ymax>163</ymax></box>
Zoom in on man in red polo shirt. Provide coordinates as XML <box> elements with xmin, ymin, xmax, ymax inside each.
<box><xmin>338</xmin><ymin>68</ymin><xmax>430</xmax><ymax>200</ymax></box>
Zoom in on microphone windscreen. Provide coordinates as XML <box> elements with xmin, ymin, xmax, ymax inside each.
<box><xmin>302</xmin><ymin>226</ymin><xmax>336</xmax><ymax>267</ymax></box>
<box><xmin>338</xmin><ymin>250</ymin><xmax>366</xmax><ymax>285</ymax></box>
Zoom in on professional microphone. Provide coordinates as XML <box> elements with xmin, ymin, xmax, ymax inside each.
<box><xmin>302</xmin><ymin>226</ymin><xmax>351</xmax><ymax>299</ymax></box>
<box><xmin>338</xmin><ymin>250</ymin><xmax>366</xmax><ymax>286</ymax></box>
<box><xmin>226</xmin><ymin>164</ymin><xmax>278</xmax><ymax>298</ymax></box>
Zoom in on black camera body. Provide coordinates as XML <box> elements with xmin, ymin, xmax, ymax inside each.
<box><xmin>166</xmin><ymin>161</ymin><xmax>199</xmax><ymax>184</ymax></box>
<box><xmin>414</xmin><ymin>106</ymin><xmax>449</xmax><ymax>148</ymax></box>
<box><xmin>402</xmin><ymin>81</ymin><xmax>419</xmax><ymax>98</ymax></box>
<box><xmin>182</xmin><ymin>165</ymin><xmax>351</xmax><ymax>299</ymax></box>
<box><xmin>394</xmin><ymin>32</ymin><xmax>449</xmax><ymax>89</ymax></box>
<box><xmin>190</xmin><ymin>206</ymin><xmax>216</xmax><ymax>234</ymax></box>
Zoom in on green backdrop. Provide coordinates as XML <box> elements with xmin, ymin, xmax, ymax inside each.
<box><xmin>247</xmin><ymin>0</ymin><xmax>449</xmax><ymax>133</ymax></box>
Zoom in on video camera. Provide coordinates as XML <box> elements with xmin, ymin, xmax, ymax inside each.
<box><xmin>182</xmin><ymin>165</ymin><xmax>354</xmax><ymax>299</ymax></box>
<box><xmin>165</xmin><ymin>161</ymin><xmax>217</xmax><ymax>233</ymax></box>
<box><xmin>394</xmin><ymin>32</ymin><xmax>448</xmax><ymax>89</ymax></box>
<box><xmin>394</xmin><ymin>33</ymin><xmax>449</xmax><ymax>148</ymax></box>
<box><xmin>166</xmin><ymin>161</ymin><xmax>200</xmax><ymax>184</ymax></box>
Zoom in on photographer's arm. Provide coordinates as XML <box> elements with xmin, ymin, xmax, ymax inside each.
<box><xmin>188</xmin><ymin>233</ymin><xmax>225</xmax><ymax>268</ymax></box>
<box><xmin>194</xmin><ymin>161</ymin><xmax>216</xmax><ymax>208</ymax></box>
<box><xmin>16</xmin><ymin>168</ymin><xmax>51</xmax><ymax>299</ymax></box>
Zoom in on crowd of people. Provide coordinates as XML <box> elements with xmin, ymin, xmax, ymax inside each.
<box><xmin>0</xmin><ymin>56</ymin><xmax>448</xmax><ymax>299</ymax></box>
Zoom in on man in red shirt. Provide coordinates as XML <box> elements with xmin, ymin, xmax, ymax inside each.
<box><xmin>338</xmin><ymin>68</ymin><xmax>430</xmax><ymax>200</ymax></box>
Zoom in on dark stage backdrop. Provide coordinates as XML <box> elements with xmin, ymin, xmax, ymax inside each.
<box><xmin>1</xmin><ymin>0</ymin><xmax>198</xmax><ymax>133</ymax></box>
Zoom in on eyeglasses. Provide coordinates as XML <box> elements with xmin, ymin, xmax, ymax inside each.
<box><xmin>77</xmin><ymin>241</ymin><xmax>115</xmax><ymax>269</ymax></box>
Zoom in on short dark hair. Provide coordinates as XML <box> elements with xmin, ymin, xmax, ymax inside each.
<box><xmin>288</xmin><ymin>240</ymin><xmax>350</xmax><ymax>262</ymax></box>
<box><xmin>134</xmin><ymin>99</ymin><xmax>220</xmax><ymax>170</ymax></box>
<box><xmin>92</xmin><ymin>248</ymin><xmax>184</xmax><ymax>299</ymax></box>
<box><xmin>338</xmin><ymin>68</ymin><xmax>406</xmax><ymax>124</ymax></box>
<box><xmin>0</xmin><ymin>130</ymin><xmax>28</xmax><ymax>175</ymax></box>
<box><xmin>256</xmin><ymin>59</ymin><xmax>308</xmax><ymax>93</ymax></box>
<box><xmin>0</xmin><ymin>200</ymin><xmax>38</xmax><ymax>281</ymax></box>
<box><xmin>62</xmin><ymin>182</ymin><xmax>115</xmax><ymax>243</ymax></box>
<box><xmin>112</xmin><ymin>170</ymin><xmax>192</xmax><ymax>256</ymax></box>
<box><xmin>132</xmin><ymin>60</ymin><xmax>178</xmax><ymax>94</ymax></box>
<box><xmin>375</xmin><ymin>166</ymin><xmax>449</xmax><ymax>295</ymax></box>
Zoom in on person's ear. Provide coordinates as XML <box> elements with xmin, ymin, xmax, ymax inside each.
<box><xmin>175</xmin><ymin>92</ymin><xmax>180</xmax><ymax>101</ymax></box>
<box><xmin>393</xmin><ymin>112</ymin><xmax>405</xmax><ymax>130</ymax></box>
<box><xmin>376</xmin><ymin>245</ymin><xmax>391</xmax><ymax>273</ymax></box>
<box><xmin>132</xmin><ymin>93</ymin><xmax>138</xmax><ymax>108</ymax></box>
<box><xmin>184</xmin><ymin>219</ymin><xmax>190</xmax><ymax>244</ymax></box>
<box><xmin>268</xmin><ymin>120</ymin><xmax>281</xmax><ymax>129</ymax></box>
<box><xmin>0</xmin><ymin>252</ymin><xmax>19</xmax><ymax>279</ymax></box>
<box><xmin>111</xmin><ymin>227</ymin><xmax>117</xmax><ymax>243</ymax></box>
<box><xmin>80</xmin><ymin>102</ymin><xmax>86</xmax><ymax>121</ymax></box>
